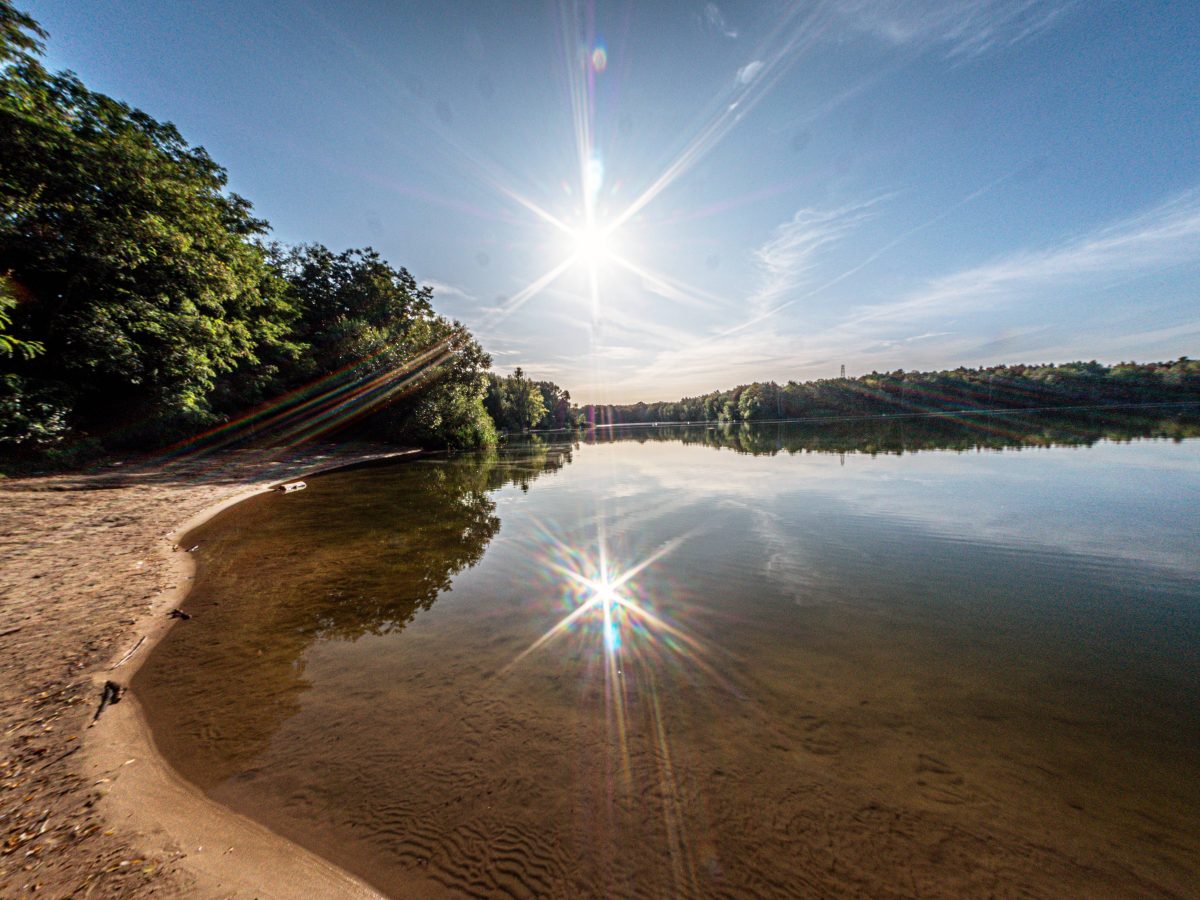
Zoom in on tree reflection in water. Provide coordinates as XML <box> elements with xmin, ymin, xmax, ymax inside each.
<box><xmin>577</xmin><ymin>407</ymin><xmax>1200</xmax><ymax>456</ymax></box>
<box><xmin>134</xmin><ymin>442</ymin><xmax>571</xmax><ymax>788</ymax></box>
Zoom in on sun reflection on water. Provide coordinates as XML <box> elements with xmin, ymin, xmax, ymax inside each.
<box><xmin>504</xmin><ymin>528</ymin><xmax>701</xmax><ymax>675</ymax></box>
<box><xmin>494</xmin><ymin>518</ymin><xmax>731</xmax><ymax>895</ymax></box>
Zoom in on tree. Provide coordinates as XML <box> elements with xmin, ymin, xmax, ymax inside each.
<box><xmin>268</xmin><ymin>245</ymin><xmax>495</xmax><ymax>448</ymax></box>
<box><xmin>507</xmin><ymin>368</ymin><xmax>547</xmax><ymax>431</ymax></box>
<box><xmin>484</xmin><ymin>369</ymin><xmax>569</xmax><ymax>432</ymax></box>
<box><xmin>0</xmin><ymin>5</ymin><xmax>293</xmax><ymax>442</ymax></box>
<box><xmin>0</xmin><ymin>2</ymin><xmax>498</xmax><ymax>456</ymax></box>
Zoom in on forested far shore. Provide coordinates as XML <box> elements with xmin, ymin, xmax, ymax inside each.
<box><xmin>577</xmin><ymin>359</ymin><xmax>1200</xmax><ymax>427</ymax></box>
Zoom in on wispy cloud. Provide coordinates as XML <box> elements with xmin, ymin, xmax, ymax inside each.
<box><xmin>750</xmin><ymin>197</ymin><xmax>888</xmax><ymax>313</ymax></box>
<box><xmin>585</xmin><ymin>189</ymin><xmax>1200</xmax><ymax>401</ymax></box>
<box><xmin>703</xmin><ymin>3</ymin><xmax>739</xmax><ymax>39</ymax></box>
<box><xmin>501</xmin><ymin>361</ymin><xmax>564</xmax><ymax>376</ymax></box>
<box><xmin>423</xmin><ymin>279</ymin><xmax>474</xmax><ymax>303</ymax></box>
<box><xmin>978</xmin><ymin>321</ymin><xmax>1200</xmax><ymax>367</ymax></box>
<box><xmin>852</xmin><ymin>189</ymin><xmax>1200</xmax><ymax>326</ymax></box>
<box><xmin>736</xmin><ymin>60</ymin><xmax>764</xmax><ymax>84</ymax></box>
<box><xmin>838</xmin><ymin>0</ymin><xmax>1073</xmax><ymax>59</ymax></box>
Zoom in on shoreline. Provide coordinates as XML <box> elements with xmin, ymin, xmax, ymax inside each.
<box><xmin>0</xmin><ymin>445</ymin><xmax>419</xmax><ymax>897</ymax></box>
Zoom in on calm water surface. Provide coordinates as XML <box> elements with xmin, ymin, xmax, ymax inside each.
<box><xmin>135</xmin><ymin>414</ymin><xmax>1200</xmax><ymax>898</ymax></box>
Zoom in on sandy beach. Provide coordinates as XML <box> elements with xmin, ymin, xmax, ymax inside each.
<box><xmin>0</xmin><ymin>444</ymin><xmax>403</xmax><ymax>897</ymax></box>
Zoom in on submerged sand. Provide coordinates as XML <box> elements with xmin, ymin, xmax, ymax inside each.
<box><xmin>0</xmin><ymin>444</ymin><xmax>401</xmax><ymax>897</ymax></box>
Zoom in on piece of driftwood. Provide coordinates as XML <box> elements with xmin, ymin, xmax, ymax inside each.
<box><xmin>276</xmin><ymin>481</ymin><xmax>307</xmax><ymax>493</ymax></box>
<box><xmin>110</xmin><ymin>635</ymin><xmax>145</xmax><ymax>669</ymax></box>
<box><xmin>91</xmin><ymin>680</ymin><xmax>124</xmax><ymax>723</ymax></box>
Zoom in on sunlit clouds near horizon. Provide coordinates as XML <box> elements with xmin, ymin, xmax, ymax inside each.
<box><xmin>32</xmin><ymin>0</ymin><xmax>1200</xmax><ymax>403</ymax></box>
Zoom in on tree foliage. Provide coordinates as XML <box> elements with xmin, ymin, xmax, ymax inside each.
<box><xmin>484</xmin><ymin>367</ymin><xmax>546</xmax><ymax>432</ymax></box>
<box><xmin>264</xmin><ymin>245</ymin><xmax>495</xmax><ymax>448</ymax></box>
<box><xmin>484</xmin><ymin>369</ymin><xmax>583</xmax><ymax>433</ymax></box>
<box><xmin>0</xmin><ymin>2</ymin><xmax>495</xmax><ymax>455</ymax></box>
<box><xmin>1</xmin><ymin>9</ymin><xmax>293</xmax><ymax>439</ymax></box>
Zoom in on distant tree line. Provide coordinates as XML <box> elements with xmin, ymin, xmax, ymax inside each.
<box><xmin>0</xmin><ymin>2</ymin><xmax>494</xmax><ymax>461</ymax></box>
<box><xmin>579</xmin><ymin>359</ymin><xmax>1200</xmax><ymax>427</ymax></box>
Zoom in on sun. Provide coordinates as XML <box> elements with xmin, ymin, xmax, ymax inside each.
<box><xmin>569</xmin><ymin>221</ymin><xmax>613</xmax><ymax>267</ymax></box>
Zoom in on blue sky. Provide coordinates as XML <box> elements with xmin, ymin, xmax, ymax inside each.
<box><xmin>26</xmin><ymin>1</ymin><xmax>1200</xmax><ymax>403</ymax></box>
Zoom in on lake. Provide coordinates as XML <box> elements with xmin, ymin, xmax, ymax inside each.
<box><xmin>134</xmin><ymin>411</ymin><xmax>1200</xmax><ymax>897</ymax></box>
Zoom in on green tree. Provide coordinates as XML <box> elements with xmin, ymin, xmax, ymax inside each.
<box><xmin>270</xmin><ymin>245</ymin><xmax>495</xmax><ymax>448</ymax></box>
<box><xmin>0</xmin><ymin>3</ymin><xmax>293</xmax><ymax>442</ymax></box>
<box><xmin>509</xmin><ymin>367</ymin><xmax>547</xmax><ymax>431</ymax></box>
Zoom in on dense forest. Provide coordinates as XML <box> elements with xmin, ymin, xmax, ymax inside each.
<box><xmin>579</xmin><ymin>358</ymin><xmax>1200</xmax><ymax>427</ymax></box>
<box><xmin>0</xmin><ymin>2</ymin><xmax>495</xmax><ymax>461</ymax></box>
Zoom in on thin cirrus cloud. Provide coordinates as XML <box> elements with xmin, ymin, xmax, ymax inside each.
<box><xmin>749</xmin><ymin>196</ymin><xmax>889</xmax><ymax>314</ymax></box>
<box><xmin>422</xmin><ymin>279</ymin><xmax>474</xmax><ymax>304</ymax></box>
<box><xmin>593</xmin><ymin>196</ymin><xmax>891</xmax><ymax>396</ymax></box>
<box><xmin>849</xmin><ymin>188</ymin><xmax>1200</xmax><ymax>328</ymax></box>
<box><xmin>704</xmin><ymin>3</ymin><xmax>739</xmax><ymax>40</ymax></box>
<box><xmin>600</xmin><ymin>188</ymin><xmax>1200</xmax><ymax>400</ymax></box>
<box><xmin>837</xmin><ymin>0</ymin><xmax>1075</xmax><ymax>59</ymax></box>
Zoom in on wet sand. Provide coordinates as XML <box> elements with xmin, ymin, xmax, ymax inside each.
<box><xmin>0</xmin><ymin>444</ymin><xmax>400</xmax><ymax>897</ymax></box>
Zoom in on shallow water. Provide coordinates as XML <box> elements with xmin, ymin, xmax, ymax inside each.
<box><xmin>136</xmin><ymin>413</ymin><xmax>1200</xmax><ymax>897</ymax></box>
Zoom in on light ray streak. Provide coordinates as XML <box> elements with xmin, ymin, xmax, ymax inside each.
<box><xmin>490</xmin><ymin>178</ymin><xmax>575</xmax><ymax>236</ymax></box>
<box><xmin>609</xmin><ymin>253</ymin><xmax>729</xmax><ymax>312</ymax></box>
<box><xmin>648</xmin><ymin>676</ymin><xmax>697</xmax><ymax>896</ymax></box>
<box><xmin>484</xmin><ymin>255</ymin><xmax>579</xmax><ymax>326</ymax></box>
<box><xmin>607</xmin><ymin>5</ymin><xmax>829</xmax><ymax>234</ymax></box>
<box><xmin>587</xmin><ymin>252</ymin><xmax>603</xmax><ymax>323</ymax></box>
<box><xmin>556</xmin><ymin>0</ymin><xmax>598</xmax><ymax>226</ymax></box>
<box><xmin>722</xmin><ymin>166</ymin><xmax>1028</xmax><ymax>337</ymax></box>
<box><xmin>611</xmin><ymin>594</ymin><xmax>703</xmax><ymax>654</ymax></box>
<box><xmin>503</xmin><ymin>594</ymin><xmax>604</xmax><ymax>672</ymax></box>
<box><xmin>158</xmin><ymin>335</ymin><xmax>456</xmax><ymax>467</ymax></box>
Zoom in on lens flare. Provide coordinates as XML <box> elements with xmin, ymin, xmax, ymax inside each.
<box><xmin>503</xmin><ymin>530</ymin><xmax>712</xmax><ymax>678</ymax></box>
<box><xmin>591</xmin><ymin>44</ymin><xmax>607</xmax><ymax>73</ymax></box>
<box><xmin>585</xmin><ymin>154</ymin><xmax>604</xmax><ymax>199</ymax></box>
